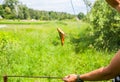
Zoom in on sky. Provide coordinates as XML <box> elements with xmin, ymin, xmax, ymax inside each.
<box><xmin>0</xmin><ymin>0</ymin><xmax>95</xmax><ymax>14</ymax></box>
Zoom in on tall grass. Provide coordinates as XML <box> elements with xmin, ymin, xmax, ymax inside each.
<box><xmin>0</xmin><ymin>21</ymin><xmax>114</xmax><ymax>82</ymax></box>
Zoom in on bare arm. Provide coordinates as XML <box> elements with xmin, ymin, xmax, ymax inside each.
<box><xmin>105</xmin><ymin>0</ymin><xmax>120</xmax><ymax>12</ymax></box>
<box><xmin>63</xmin><ymin>50</ymin><xmax>120</xmax><ymax>82</ymax></box>
<box><xmin>80</xmin><ymin>50</ymin><xmax>120</xmax><ymax>81</ymax></box>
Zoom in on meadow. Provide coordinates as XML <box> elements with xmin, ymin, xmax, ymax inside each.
<box><xmin>0</xmin><ymin>20</ymin><xmax>114</xmax><ymax>82</ymax></box>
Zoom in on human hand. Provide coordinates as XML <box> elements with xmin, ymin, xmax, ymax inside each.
<box><xmin>63</xmin><ymin>74</ymin><xmax>77</xmax><ymax>82</ymax></box>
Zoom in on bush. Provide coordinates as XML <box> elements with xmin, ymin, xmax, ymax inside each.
<box><xmin>86</xmin><ymin>0</ymin><xmax>120</xmax><ymax>51</ymax></box>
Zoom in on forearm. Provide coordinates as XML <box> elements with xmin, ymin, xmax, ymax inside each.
<box><xmin>80</xmin><ymin>67</ymin><xmax>114</xmax><ymax>81</ymax></box>
<box><xmin>105</xmin><ymin>0</ymin><xmax>120</xmax><ymax>12</ymax></box>
<box><xmin>63</xmin><ymin>52</ymin><xmax>120</xmax><ymax>82</ymax></box>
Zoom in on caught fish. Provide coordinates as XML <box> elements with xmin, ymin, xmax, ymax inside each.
<box><xmin>57</xmin><ymin>28</ymin><xmax>65</xmax><ymax>46</ymax></box>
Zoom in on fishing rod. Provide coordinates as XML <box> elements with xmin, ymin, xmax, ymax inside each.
<box><xmin>3</xmin><ymin>75</ymin><xmax>62</xmax><ymax>79</ymax></box>
<box><xmin>3</xmin><ymin>75</ymin><xmax>63</xmax><ymax>82</ymax></box>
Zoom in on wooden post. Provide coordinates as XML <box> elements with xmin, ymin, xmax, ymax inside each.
<box><xmin>3</xmin><ymin>75</ymin><xmax>8</xmax><ymax>82</ymax></box>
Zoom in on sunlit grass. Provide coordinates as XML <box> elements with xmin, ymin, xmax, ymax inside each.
<box><xmin>0</xmin><ymin>21</ymin><xmax>114</xmax><ymax>82</ymax></box>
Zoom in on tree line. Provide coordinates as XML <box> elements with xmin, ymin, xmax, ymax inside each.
<box><xmin>0</xmin><ymin>0</ymin><xmax>83</xmax><ymax>20</ymax></box>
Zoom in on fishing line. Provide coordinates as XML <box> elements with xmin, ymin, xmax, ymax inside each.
<box><xmin>70</xmin><ymin>0</ymin><xmax>76</xmax><ymax>15</ymax></box>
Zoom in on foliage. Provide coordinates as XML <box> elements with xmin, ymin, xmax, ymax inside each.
<box><xmin>5</xmin><ymin>6</ymin><xmax>11</xmax><ymax>13</ymax></box>
<box><xmin>86</xmin><ymin>0</ymin><xmax>120</xmax><ymax>51</ymax></box>
<box><xmin>77</xmin><ymin>12</ymin><xmax>85</xmax><ymax>20</ymax></box>
<box><xmin>69</xmin><ymin>22</ymin><xmax>92</xmax><ymax>53</ymax></box>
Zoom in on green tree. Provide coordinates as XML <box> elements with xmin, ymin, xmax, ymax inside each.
<box><xmin>0</xmin><ymin>5</ymin><xmax>4</xmax><ymax>17</ymax></box>
<box><xmin>17</xmin><ymin>5</ymin><xmax>24</xmax><ymax>19</ymax></box>
<box><xmin>22</xmin><ymin>6</ymin><xmax>30</xmax><ymax>19</ymax></box>
<box><xmin>77</xmin><ymin>12</ymin><xmax>85</xmax><ymax>19</ymax></box>
<box><xmin>3</xmin><ymin>0</ymin><xmax>19</xmax><ymax>19</ymax></box>
<box><xmin>5</xmin><ymin>6</ymin><xmax>11</xmax><ymax>13</ymax></box>
<box><xmin>29</xmin><ymin>8</ymin><xmax>35</xmax><ymax>19</ymax></box>
<box><xmin>3</xmin><ymin>0</ymin><xmax>19</xmax><ymax>9</ymax></box>
<box><xmin>87</xmin><ymin>0</ymin><xmax>120</xmax><ymax>51</ymax></box>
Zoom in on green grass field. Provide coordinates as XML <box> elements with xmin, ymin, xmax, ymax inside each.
<box><xmin>0</xmin><ymin>20</ymin><xmax>114</xmax><ymax>82</ymax></box>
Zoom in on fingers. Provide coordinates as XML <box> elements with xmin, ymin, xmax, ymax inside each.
<box><xmin>62</xmin><ymin>74</ymin><xmax>77</xmax><ymax>82</ymax></box>
<box><xmin>63</xmin><ymin>75</ymin><xmax>70</xmax><ymax>81</ymax></box>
